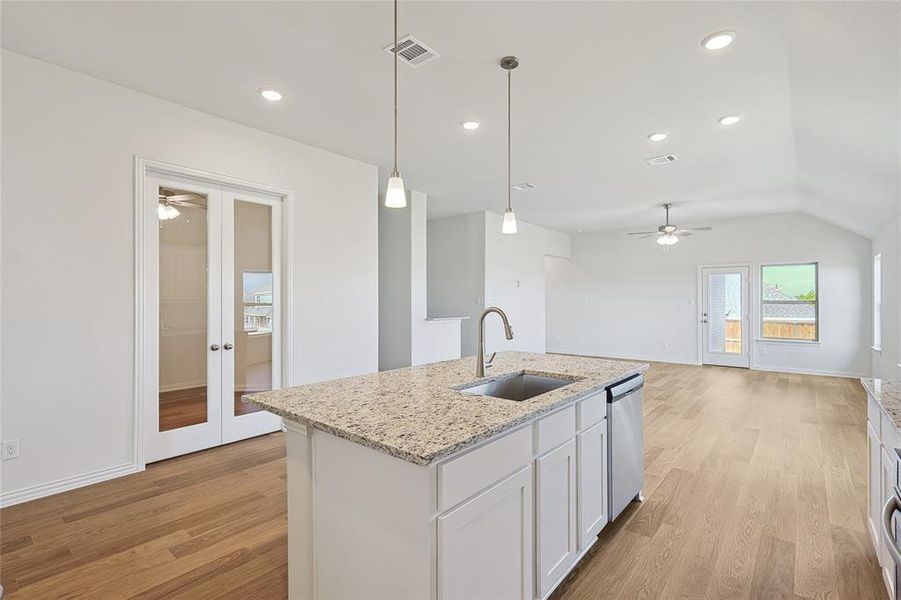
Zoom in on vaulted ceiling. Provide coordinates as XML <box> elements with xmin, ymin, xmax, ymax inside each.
<box><xmin>3</xmin><ymin>1</ymin><xmax>898</xmax><ymax>236</ymax></box>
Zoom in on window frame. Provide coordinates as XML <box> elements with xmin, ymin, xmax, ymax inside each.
<box><xmin>241</xmin><ymin>270</ymin><xmax>274</xmax><ymax>337</ymax></box>
<box><xmin>759</xmin><ymin>262</ymin><xmax>819</xmax><ymax>343</ymax></box>
<box><xmin>874</xmin><ymin>254</ymin><xmax>882</xmax><ymax>351</ymax></box>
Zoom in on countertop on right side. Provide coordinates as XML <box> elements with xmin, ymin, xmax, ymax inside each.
<box><xmin>861</xmin><ymin>377</ymin><xmax>901</xmax><ymax>429</ymax></box>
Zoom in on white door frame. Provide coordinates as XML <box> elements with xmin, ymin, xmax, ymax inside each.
<box><xmin>134</xmin><ymin>157</ymin><xmax>294</xmax><ymax>469</ymax></box>
<box><xmin>696</xmin><ymin>264</ymin><xmax>752</xmax><ymax>368</ymax></box>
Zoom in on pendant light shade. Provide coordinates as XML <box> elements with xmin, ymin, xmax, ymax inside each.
<box><xmin>502</xmin><ymin>208</ymin><xmax>518</xmax><ymax>234</ymax></box>
<box><xmin>501</xmin><ymin>56</ymin><xmax>519</xmax><ymax>234</ymax></box>
<box><xmin>385</xmin><ymin>171</ymin><xmax>406</xmax><ymax>208</ymax></box>
<box><xmin>384</xmin><ymin>0</ymin><xmax>406</xmax><ymax>208</ymax></box>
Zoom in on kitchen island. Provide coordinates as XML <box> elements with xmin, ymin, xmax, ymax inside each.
<box><xmin>248</xmin><ymin>352</ymin><xmax>648</xmax><ymax>600</ymax></box>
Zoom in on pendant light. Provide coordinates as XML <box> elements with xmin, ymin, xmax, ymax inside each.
<box><xmin>384</xmin><ymin>0</ymin><xmax>407</xmax><ymax>208</ymax></box>
<box><xmin>501</xmin><ymin>56</ymin><xmax>518</xmax><ymax>234</ymax></box>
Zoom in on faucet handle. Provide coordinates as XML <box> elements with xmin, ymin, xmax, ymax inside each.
<box><xmin>485</xmin><ymin>352</ymin><xmax>497</xmax><ymax>367</ymax></box>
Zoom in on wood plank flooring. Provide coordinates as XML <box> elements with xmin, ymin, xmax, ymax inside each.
<box><xmin>0</xmin><ymin>362</ymin><xmax>886</xmax><ymax>599</ymax></box>
<box><xmin>158</xmin><ymin>388</ymin><xmax>266</xmax><ymax>432</ymax></box>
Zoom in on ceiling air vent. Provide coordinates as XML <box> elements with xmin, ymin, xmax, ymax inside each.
<box><xmin>384</xmin><ymin>35</ymin><xmax>440</xmax><ymax>67</ymax></box>
<box><xmin>512</xmin><ymin>182</ymin><xmax>537</xmax><ymax>191</ymax></box>
<box><xmin>645</xmin><ymin>154</ymin><xmax>678</xmax><ymax>166</ymax></box>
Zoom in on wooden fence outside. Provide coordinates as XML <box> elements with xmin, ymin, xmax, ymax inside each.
<box><xmin>723</xmin><ymin>319</ymin><xmax>816</xmax><ymax>353</ymax></box>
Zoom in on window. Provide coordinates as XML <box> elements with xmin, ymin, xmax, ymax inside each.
<box><xmin>761</xmin><ymin>263</ymin><xmax>818</xmax><ymax>341</ymax></box>
<box><xmin>242</xmin><ymin>271</ymin><xmax>273</xmax><ymax>335</ymax></box>
<box><xmin>874</xmin><ymin>254</ymin><xmax>882</xmax><ymax>350</ymax></box>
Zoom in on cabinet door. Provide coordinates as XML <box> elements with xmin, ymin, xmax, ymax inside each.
<box><xmin>536</xmin><ymin>438</ymin><xmax>577</xmax><ymax>597</ymax></box>
<box><xmin>577</xmin><ymin>420</ymin><xmax>607</xmax><ymax>551</ymax></box>
<box><xmin>882</xmin><ymin>445</ymin><xmax>896</xmax><ymax>597</ymax></box>
<box><xmin>868</xmin><ymin>421</ymin><xmax>882</xmax><ymax>553</ymax></box>
<box><xmin>437</xmin><ymin>465</ymin><xmax>533</xmax><ymax>600</ymax></box>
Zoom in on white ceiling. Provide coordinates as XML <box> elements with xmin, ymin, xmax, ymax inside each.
<box><xmin>2</xmin><ymin>1</ymin><xmax>898</xmax><ymax>236</ymax></box>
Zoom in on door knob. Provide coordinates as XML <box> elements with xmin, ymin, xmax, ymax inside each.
<box><xmin>210</xmin><ymin>344</ymin><xmax>220</xmax><ymax>351</ymax></box>
<box><xmin>224</xmin><ymin>343</ymin><xmax>234</xmax><ymax>350</ymax></box>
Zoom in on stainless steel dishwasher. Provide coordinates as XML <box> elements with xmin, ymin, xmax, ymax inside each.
<box><xmin>607</xmin><ymin>374</ymin><xmax>645</xmax><ymax>521</ymax></box>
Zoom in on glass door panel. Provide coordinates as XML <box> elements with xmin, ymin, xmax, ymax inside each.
<box><xmin>221</xmin><ymin>192</ymin><xmax>283</xmax><ymax>444</ymax></box>
<box><xmin>144</xmin><ymin>176</ymin><xmax>223</xmax><ymax>463</ymax></box>
<box><xmin>706</xmin><ymin>272</ymin><xmax>742</xmax><ymax>355</ymax></box>
<box><xmin>234</xmin><ymin>200</ymin><xmax>273</xmax><ymax>416</ymax></box>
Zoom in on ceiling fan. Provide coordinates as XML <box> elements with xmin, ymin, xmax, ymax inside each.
<box><xmin>627</xmin><ymin>203</ymin><xmax>712</xmax><ymax>246</ymax></box>
<box><xmin>157</xmin><ymin>190</ymin><xmax>205</xmax><ymax>221</ymax></box>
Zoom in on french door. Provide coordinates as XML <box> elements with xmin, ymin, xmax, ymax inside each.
<box><xmin>143</xmin><ymin>174</ymin><xmax>283</xmax><ymax>463</ymax></box>
<box><xmin>701</xmin><ymin>266</ymin><xmax>750</xmax><ymax>368</ymax></box>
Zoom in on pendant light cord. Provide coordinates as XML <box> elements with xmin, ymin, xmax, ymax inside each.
<box><xmin>507</xmin><ymin>68</ymin><xmax>511</xmax><ymax>211</ymax></box>
<box><xmin>393</xmin><ymin>0</ymin><xmax>399</xmax><ymax>176</ymax></box>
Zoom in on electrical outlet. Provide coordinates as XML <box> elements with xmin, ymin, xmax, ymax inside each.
<box><xmin>758</xmin><ymin>347</ymin><xmax>767</xmax><ymax>356</ymax></box>
<box><xmin>2</xmin><ymin>438</ymin><xmax>20</xmax><ymax>461</ymax></box>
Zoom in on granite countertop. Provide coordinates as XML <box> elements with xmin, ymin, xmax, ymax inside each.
<box><xmin>246</xmin><ymin>351</ymin><xmax>648</xmax><ymax>466</ymax></box>
<box><xmin>861</xmin><ymin>377</ymin><xmax>901</xmax><ymax>429</ymax></box>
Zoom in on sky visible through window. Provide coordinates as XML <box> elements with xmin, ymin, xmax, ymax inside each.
<box><xmin>762</xmin><ymin>264</ymin><xmax>816</xmax><ymax>300</ymax></box>
<box><xmin>243</xmin><ymin>272</ymin><xmax>271</xmax><ymax>297</ymax></box>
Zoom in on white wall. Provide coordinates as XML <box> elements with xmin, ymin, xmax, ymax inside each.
<box><xmin>427</xmin><ymin>213</ymin><xmax>486</xmax><ymax>355</ymax></box>
<box><xmin>483</xmin><ymin>212</ymin><xmax>571</xmax><ymax>355</ymax></box>
<box><xmin>1</xmin><ymin>51</ymin><xmax>379</xmax><ymax>501</ymax></box>
<box><xmin>428</xmin><ymin>211</ymin><xmax>570</xmax><ymax>357</ymax></box>
<box><xmin>378</xmin><ymin>192</ymin><xmax>413</xmax><ymax>370</ymax></box>
<box><xmin>873</xmin><ymin>219</ymin><xmax>900</xmax><ymax>379</ymax></box>
<box><xmin>547</xmin><ymin>212</ymin><xmax>871</xmax><ymax>377</ymax></box>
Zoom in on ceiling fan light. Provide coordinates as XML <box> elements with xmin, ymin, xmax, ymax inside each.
<box><xmin>502</xmin><ymin>208</ymin><xmax>518</xmax><ymax>234</ymax></box>
<box><xmin>385</xmin><ymin>173</ymin><xmax>407</xmax><ymax>208</ymax></box>
<box><xmin>158</xmin><ymin>202</ymin><xmax>180</xmax><ymax>221</ymax></box>
<box><xmin>656</xmin><ymin>233</ymin><xmax>679</xmax><ymax>246</ymax></box>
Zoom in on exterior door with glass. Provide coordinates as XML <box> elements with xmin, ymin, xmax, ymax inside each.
<box><xmin>143</xmin><ymin>174</ymin><xmax>283</xmax><ymax>463</ymax></box>
<box><xmin>701</xmin><ymin>266</ymin><xmax>750</xmax><ymax>368</ymax></box>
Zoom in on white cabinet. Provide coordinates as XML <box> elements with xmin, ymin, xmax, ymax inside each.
<box><xmin>577</xmin><ymin>420</ymin><xmax>608</xmax><ymax>551</ymax></box>
<box><xmin>438</xmin><ymin>465</ymin><xmax>534</xmax><ymax>600</ymax></box>
<box><xmin>536</xmin><ymin>438</ymin><xmax>577</xmax><ymax>597</ymax></box>
<box><xmin>869</xmin><ymin>420</ymin><xmax>882</xmax><ymax>551</ymax></box>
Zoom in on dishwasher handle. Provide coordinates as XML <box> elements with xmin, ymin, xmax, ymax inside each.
<box><xmin>607</xmin><ymin>374</ymin><xmax>644</xmax><ymax>403</ymax></box>
<box><xmin>883</xmin><ymin>495</ymin><xmax>901</xmax><ymax>566</ymax></box>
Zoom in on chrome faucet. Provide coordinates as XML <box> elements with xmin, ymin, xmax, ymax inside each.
<box><xmin>476</xmin><ymin>307</ymin><xmax>514</xmax><ymax>378</ymax></box>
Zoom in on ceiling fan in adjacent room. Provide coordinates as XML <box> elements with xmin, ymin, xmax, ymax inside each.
<box><xmin>157</xmin><ymin>190</ymin><xmax>205</xmax><ymax>220</ymax></box>
<box><xmin>627</xmin><ymin>203</ymin><xmax>712</xmax><ymax>246</ymax></box>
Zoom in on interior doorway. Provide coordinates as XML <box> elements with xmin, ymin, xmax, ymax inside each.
<box><xmin>140</xmin><ymin>167</ymin><xmax>286</xmax><ymax>463</ymax></box>
<box><xmin>700</xmin><ymin>265</ymin><xmax>750</xmax><ymax>368</ymax></box>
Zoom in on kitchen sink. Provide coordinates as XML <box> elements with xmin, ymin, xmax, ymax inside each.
<box><xmin>458</xmin><ymin>372</ymin><xmax>575</xmax><ymax>402</ymax></box>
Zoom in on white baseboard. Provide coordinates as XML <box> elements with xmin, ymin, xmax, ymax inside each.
<box><xmin>751</xmin><ymin>364</ymin><xmax>867</xmax><ymax>379</ymax></box>
<box><xmin>0</xmin><ymin>461</ymin><xmax>142</xmax><ymax>508</ymax></box>
<box><xmin>546</xmin><ymin>347</ymin><xmax>865</xmax><ymax>379</ymax></box>
<box><xmin>546</xmin><ymin>347</ymin><xmax>700</xmax><ymax>367</ymax></box>
<box><xmin>159</xmin><ymin>380</ymin><xmax>205</xmax><ymax>393</ymax></box>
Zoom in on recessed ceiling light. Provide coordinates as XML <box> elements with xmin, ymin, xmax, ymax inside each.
<box><xmin>702</xmin><ymin>31</ymin><xmax>735</xmax><ymax>51</ymax></box>
<box><xmin>461</xmin><ymin>121</ymin><xmax>480</xmax><ymax>130</ymax></box>
<box><xmin>648</xmin><ymin>132</ymin><xmax>667</xmax><ymax>142</ymax></box>
<box><xmin>258</xmin><ymin>88</ymin><xmax>283</xmax><ymax>102</ymax></box>
<box><xmin>718</xmin><ymin>114</ymin><xmax>741</xmax><ymax>126</ymax></box>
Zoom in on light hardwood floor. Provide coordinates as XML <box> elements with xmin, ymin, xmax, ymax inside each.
<box><xmin>0</xmin><ymin>362</ymin><xmax>885</xmax><ymax>599</ymax></box>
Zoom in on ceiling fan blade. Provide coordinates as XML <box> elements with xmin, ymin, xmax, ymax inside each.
<box><xmin>627</xmin><ymin>231</ymin><xmax>657</xmax><ymax>236</ymax></box>
<box><xmin>170</xmin><ymin>200</ymin><xmax>207</xmax><ymax>209</ymax></box>
<box><xmin>680</xmin><ymin>226</ymin><xmax>712</xmax><ymax>231</ymax></box>
<box><xmin>166</xmin><ymin>193</ymin><xmax>205</xmax><ymax>203</ymax></box>
<box><xmin>675</xmin><ymin>231</ymin><xmax>693</xmax><ymax>237</ymax></box>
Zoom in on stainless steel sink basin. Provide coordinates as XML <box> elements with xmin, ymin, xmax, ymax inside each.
<box><xmin>458</xmin><ymin>372</ymin><xmax>575</xmax><ymax>402</ymax></box>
